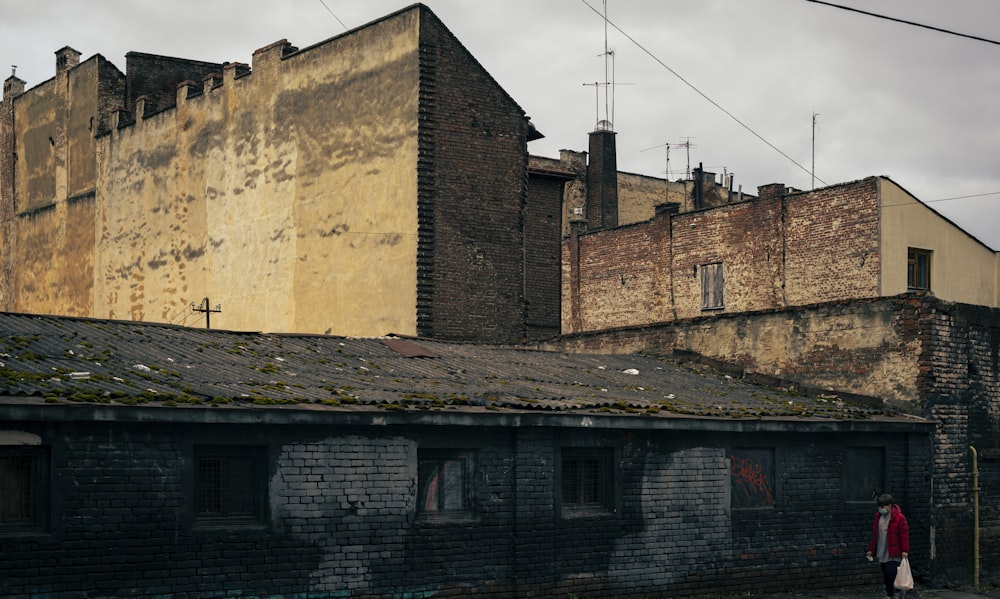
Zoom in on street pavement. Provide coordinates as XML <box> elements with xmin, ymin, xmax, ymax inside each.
<box><xmin>698</xmin><ymin>584</ymin><xmax>1000</xmax><ymax>599</ymax></box>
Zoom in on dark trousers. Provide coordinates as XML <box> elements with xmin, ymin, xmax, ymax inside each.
<box><xmin>880</xmin><ymin>560</ymin><xmax>900</xmax><ymax>597</ymax></box>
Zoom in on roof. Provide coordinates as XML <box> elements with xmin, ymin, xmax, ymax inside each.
<box><xmin>0</xmin><ymin>312</ymin><xmax>930</xmax><ymax>432</ymax></box>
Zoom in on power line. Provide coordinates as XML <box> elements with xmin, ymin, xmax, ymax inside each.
<box><xmin>882</xmin><ymin>191</ymin><xmax>1000</xmax><ymax>209</ymax></box>
<box><xmin>317</xmin><ymin>0</ymin><xmax>348</xmax><ymax>31</ymax></box>
<box><xmin>803</xmin><ymin>0</ymin><xmax>1000</xmax><ymax>46</ymax></box>
<box><xmin>579</xmin><ymin>0</ymin><xmax>826</xmax><ymax>186</ymax></box>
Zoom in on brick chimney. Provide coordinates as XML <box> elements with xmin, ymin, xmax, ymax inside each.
<box><xmin>757</xmin><ymin>183</ymin><xmax>787</xmax><ymax>202</ymax></box>
<box><xmin>586</xmin><ymin>121</ymin><xmax>618</xmax><ymax>230</ymax></box>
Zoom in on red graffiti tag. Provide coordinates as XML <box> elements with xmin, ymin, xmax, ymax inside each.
<box><xmin>730</xmin><ymin>453</ymin><xmax>774</xmax><ymax>506</ymax></box>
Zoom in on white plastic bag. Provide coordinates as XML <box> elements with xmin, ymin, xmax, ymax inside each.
<box><xmin>894</xmin><ymin>557</ymin><xmax>914</xmax><ymax>590</ymax></box>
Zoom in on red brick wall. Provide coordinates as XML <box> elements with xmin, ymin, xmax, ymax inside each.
<box><xmin>563</xmin><ymin>178</ymin><xmax>883</xmax><ymax>332</ymax></box>
<box><xmin>670</xmin><ymin>198</ymin><xmax>784</xmax><ymax>319</ymax></box>
<box><xmin>563</xmin><ymin>217</ymin><xmax>672</xmax><ymax>333</ymax></box>
<box><xmin>784</xmin><ymin>178</ymin><xmax>881</xmax><ymax>305</ymax></box>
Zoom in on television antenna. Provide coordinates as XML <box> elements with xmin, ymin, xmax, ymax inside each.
<box><xmin>642</xmin><ymin>138</ymin><xmax>697</xmax><ymax>181</ymax></box>
<box><xmin>582</xmin><ymin>1</ymin><xmax>631</xmax><ymax>130</ymax></box>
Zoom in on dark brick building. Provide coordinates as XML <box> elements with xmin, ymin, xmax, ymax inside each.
<box><xmin>0</xmin><ymin>312</ymin><xmax>933</xmax><ymax>598</ymax></box>
<box><xmin>552</xmin><ymin>293</ymin><xmax>1000</xmax><ymax>586</ymax></box>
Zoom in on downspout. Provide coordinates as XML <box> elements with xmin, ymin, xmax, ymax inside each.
<box><xmin>970</xmin><ymin>445</ymin><xmax>980</xmax><ymax>590</ymax></box>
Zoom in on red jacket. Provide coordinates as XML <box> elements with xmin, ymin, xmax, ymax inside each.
<box><xmin>868</xmin><ymin>504</ymin><xmax>910</xmax><ymax>558</ymax></box>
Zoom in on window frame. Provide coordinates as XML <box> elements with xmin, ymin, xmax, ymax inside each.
<box><xmin>907</xmin><ymin>248</ymin><xmax>932</xmax><ymax>291</ymax></box>
<box><xmin>192</xmin><ymin>445</ymin><xmax>268</xmax><ymax>529</ymax></box>
<box><xmin>700</xmin><ymin>262</ymin><xmax>725</xmax><ymax>310</ymax></box>
<box><xmin>0</xmin><ymin>445</ymin><xmax>50</xmax><ymax>535</ymax></box>
<box><xmin>843</xmin><ymin>446</ymin><xmax>886</xmax><ymax>504</ymax></box>
<box><xmin>729</xmin><ymin>447</ymin><xmax>777</xmax><ymax>510</ymax></box>
<box><xmin>416</xmin><ymin>448</ymin><xmax>477</xmax><ymax>523</ymax></box>
<box><xmin>558</xmin><ymin>447</ymin><xmax>617</xmax><ymax>518</ymax></box>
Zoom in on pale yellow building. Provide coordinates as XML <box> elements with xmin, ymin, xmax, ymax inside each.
<box><xmin>879</xmin><ymin>178</ymin><xmax>999</xmax><ymax>307</ymax></box>
<box><xmin>1</xmin><ymin>6</ymin><xmax>556</xmax><ymax>342</ymax></box>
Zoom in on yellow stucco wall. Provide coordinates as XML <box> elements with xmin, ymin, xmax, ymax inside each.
<box><xmin>10</xmin><ymin>57</ymin><xmax>101</xmax><ymax>316</ymax></box>
<box><xmin>94</xmin><ymin>12</ymin><xmax>421</xmax><ymax>334</ymax></box>
<box><xmin>880</xmin><ymin>178</ymin><xmax>999</xmax><ymax>307</ymax></box>
<box><xmin>15</xmin><ymin>79</ymin><xmax>58</xmax><ymax>211</ymax></box>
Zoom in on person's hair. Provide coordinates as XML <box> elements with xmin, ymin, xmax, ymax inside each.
<box><xmin>876</xmin><ymin>494</ymin><xmax>894</xmax><ymax>507</ymax></box>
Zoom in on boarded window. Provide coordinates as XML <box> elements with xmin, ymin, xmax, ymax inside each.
<box><xmin>0</xmin><ymin>446</ymin><xmax>48</xmax><ymax>533</ymax></box>
<box><xmin>194</xmin><ymin>446</ymin><xmax>266</xmax><ymax>526</ymax></box>
<box><xmin>700</xmin><ymin>262</ymin><xmax>724</xmax><ymax>310</ymax></box>
<box><xmin>730</xmin><ymin>448</ymin><xmax>775</xmax><ymax>509</ymax></box>
<box><xmin>907</xmin><ymin>248</ymin><xmax>931</xmax><ymax>290</ymax></box>
<box><xmin>418</xmin><ymin>449</ymin><xmax>475</xmax><ymax>521</ymax></box>
<box><xmin>844</xmin><ymin>447</ymin><xmax>885</xmax><ymax>502</ymax></box>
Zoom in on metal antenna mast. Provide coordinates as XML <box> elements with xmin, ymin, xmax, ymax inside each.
<box><xmin>811</xmin><ymin>112</ymin><xmax>818</xmax><ymax>190</ymax></box>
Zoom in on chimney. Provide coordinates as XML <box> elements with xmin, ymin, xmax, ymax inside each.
<box><xmin>55</xmin><ymin>46</ymin><xmax>81</xmax><ymax>79</ymax></box>
<box><xmin>586</xmin><ymin>120</ymin><xmax>618</xmax><ymax>230</ymax></box>
<box><xmin>3</xmin><ymin>71</ymin><xmax>26</xmax><ymax>100</ymax></box>
<box><xmin>757</xmin><ymin>183</ymin><xmax>787</xmax><ymax>202</ymax></box>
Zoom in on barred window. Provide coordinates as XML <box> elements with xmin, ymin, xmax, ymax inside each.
<box><xmin>194</xmin><ymin>446</ymin><xmax>266</xmax><ymax>526</ymax></box>
<box><xmin>0</xmin><ymin>446</ymin><xmax>49</xmax><ymax>533</ymax></box>
<box><xmin>560</xmin><ymin>447</ymin><xmax>615</xmax><ymax>516</ymax></box>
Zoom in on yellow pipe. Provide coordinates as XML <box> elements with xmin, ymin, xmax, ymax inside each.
<box><xmin>971</xmin><ymin>445</ymin><xmax>979</xmax><ymax>590</ymax></box>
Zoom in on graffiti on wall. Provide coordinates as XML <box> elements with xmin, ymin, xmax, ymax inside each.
<box><xmin>730</xmin><ymin>448</ymin><xmax>774</xmax><ymax>508</ymax></box>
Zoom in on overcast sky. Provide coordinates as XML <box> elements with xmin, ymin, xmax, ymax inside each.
<box><xmin>2</xmin><ymin>0</ymin><xmax>998</xmax><ymax>249</ymax></box>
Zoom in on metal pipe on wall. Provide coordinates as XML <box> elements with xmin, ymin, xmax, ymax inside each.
<box><xmin>970</xmin><ymin>445</ymin><xmax>980</xmax><ymax>590</ymax></box>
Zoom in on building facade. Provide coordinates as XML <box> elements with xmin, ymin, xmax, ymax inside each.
<box><xmin>0</xmin><ymin>5</ymin><xmax>559</xmax><ymax>343</ymax></box>
<box><xmin>563</xmin><ymin>176</ymin><xmax>1000</xmax><ymax>335</ymax></box>
<box><xmin>552</xmin><ymin>293</ymin><xmax>1000</xmax><ymax>585</ymax></box>
<box><xmin>0</xmin><ymin>313</ymin><xmax>933</xmax><ymax>598</ymax></box>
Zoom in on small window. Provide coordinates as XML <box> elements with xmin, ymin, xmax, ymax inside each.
<box><xmin>907</xmin><ymin>248</ymin><xmax>931</xmax><ymax>291</ymax></box>
<box><xmin>417</xmin><ymin>449</ymin><xmax>475</xmax><ymax>521</ymax></box>
<box><xmin>730</xmin><ymin>448</ymin><xmax>775</xmax><ymax>509</ymax></box>
<box><xmin>700</xmin><ymin>262</ymin><xmax>724</xmax><ymax>310</ymax></box>
<box><xmin>0</xmin><ymin>446</ymin><xmax>49</xmax><ymax>534</ymax></box>
<box><xmin>560</xmin><ymin>447</ymin><xmax>615</xmax><ymax>516</ymax></box>
<box><xmin>844</xmin><ymin>447</ymin><xmax>885</xmax><ymax>503</ymax></box>
<box><xmin>194</xmin><ymin>446</ymin><xmax>266</xmax><ymax>527</ymax></box>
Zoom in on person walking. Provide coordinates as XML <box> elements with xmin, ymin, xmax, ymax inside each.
<box><xmin>866</xmin><ymin>493</ymin><xmax>910</xmax><ymax>599</ymax></box>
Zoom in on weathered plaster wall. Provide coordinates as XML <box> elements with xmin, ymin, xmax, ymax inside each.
<box><xmin>94</xmin><ymin>13</ymin><xmax>422</xmax><ymax>334</ymax></box>
<box><xmin>15</xmin><ymin>78</ymin><xmax>58</xmax><ymax>210</ymax></box>
<box><xmin>552</xmin><ymin>296</ymin><xmax>927</xmax><ymax>407</ymax></box>
<box><xmin>617</xmin><ymin>170</ymin><xmax>671</xmax><ymax>226</ymax></box>
<box><xmin>8</xmin><ymin>54</ymin><xmax>108</xmax><ymax>317</ymax></box>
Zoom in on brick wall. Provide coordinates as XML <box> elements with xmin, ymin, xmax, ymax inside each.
<box><xmin>524</xmin><ymin>175</ymin><xmax>564</xmax><ymax>340</ymax></box>
<box><xmin>0</xmin><ymin>77</ymin><xmax>21</xmax><ymax>309</ymax></box>
<box><xmin>0</xmin><ymin>419</ymin><xmax>931</xmax><ymax>597</ymax></box>
<box><xmin>416</xmin><ymin>9</ymin><xmax>530</xmax><ymax>343</ymax></box>
<box><xmin>563</xmin><ymin>178</ymin><xmax>884</xmax><ymax>333</ymax></box>
<box><xmin>124</xmin><ymin>52</ymin><xmax>223</xmax><ymax>116</ymax></box>
<box><xmin>783</xmin><ymin>179</ymin><xmax>881</xmax><ymax>305</ymax></box>
<box><xmin>917</xmin><ymin>301</ymin><xmax>1000</xmax><ymax>583</ymax></box>
<box><xmin>563</xmin><ymin>216</ymin><xmax>673</xmax><ymax>333</ymax></box>
<box><xmin>551</xmin><ymin>293</ymin><xmax>1000</xmax><ymax>585</ymax></box>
